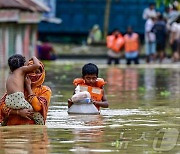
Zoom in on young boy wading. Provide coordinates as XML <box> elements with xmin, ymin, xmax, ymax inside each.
<box><xmin>68</xmin><ymin>63</ymin><xmax>109</xmax><ymax>111</ymax></box>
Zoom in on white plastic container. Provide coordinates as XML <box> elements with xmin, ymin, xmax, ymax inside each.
<box><xmin>68</xmin><ymin>102</ymin><xmax>99</xmax><ymax>115</ymax></box>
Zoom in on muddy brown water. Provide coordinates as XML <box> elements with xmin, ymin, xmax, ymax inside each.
<box><xmin>0</xmin><ymin>62</ymin><xmax>179</xmax><ymax>153</ymax></box>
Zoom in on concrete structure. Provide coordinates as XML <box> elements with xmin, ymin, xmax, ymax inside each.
<box><xmin>0</xmin><ymin>0</ymin><xmax>49</xmax><ymax>67</ymax></box>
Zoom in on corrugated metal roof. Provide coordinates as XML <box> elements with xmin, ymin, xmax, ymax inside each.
<box><xmin>27</xmin><ymin>0</ymin><xmax>50</xmax><ymax>12</ymax></box>
<box><xmin>0</xmin><ymin>0</ymin><xmax>28</xmax><ymax>10</ymax></box>
<box><xmin>0</xmin><ymin>0</ymin><xmax>49</xmax><ymax>12</ymax></box>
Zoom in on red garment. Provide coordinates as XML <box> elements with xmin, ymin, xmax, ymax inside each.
<box><xmin>38</xmin><ymin>43</ymin><xmax>53</xmax><ymax>60</ymax></box>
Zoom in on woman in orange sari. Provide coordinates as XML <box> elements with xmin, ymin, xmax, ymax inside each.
<box><xmin>0</xmin><ymin>60</ymin><xmax>51</xmax><ymax>126</ymax></box>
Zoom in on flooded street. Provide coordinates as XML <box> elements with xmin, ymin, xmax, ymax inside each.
<box><xmin>0</xmin><ymin>60</ymin><xmax>180</xmax><ymax>153</ymax></box>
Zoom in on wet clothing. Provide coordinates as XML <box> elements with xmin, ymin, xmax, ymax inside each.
<box><xmin>73</xmin><ymin>78</ymin><xmax>106</xmax><ymax>110</ymax></box>
<box><xmin>0</xmin><ymin>61</ymin><xmax>51</xmax><ymax>126</ymax></box>
<box><xmin>107</xmin><ymin>49</ymin><xmax>121</xmax><ymax>65</ymax></box>
<box><xmin>5</xmin><ymin>92</ymin><xmax>44</xmax><ymax>125</ymax></box>
<box><xmin>125</xmin><ymin>52</ymin><xmax>139</xmax><ymax>65</ymax></box>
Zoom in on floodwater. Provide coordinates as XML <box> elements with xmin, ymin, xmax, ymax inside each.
<box><xmin>0</xmin><ymin>61</ymin><xmax>180</xmax><ymax>154</ymax></box>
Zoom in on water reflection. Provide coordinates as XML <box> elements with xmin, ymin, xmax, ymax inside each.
<box><xmin>71</xmin><ymin>115</ymin><xmax>104</xmax><ymax>141</ymax></box>
<box><xmin>0</xmin><ymin>64</ymin><xmax>180</xmax><ymax>153</ymax></box>
<box><xmin>0</xmin><ymin>125</ymin><xmax>49</xmax><ymax>154</ymax></box>
<box><xmin>168</xmin><ymin>69</ymin><xmax>180</xmax><ymax>100</ymax></box>
<box><xmin>70</xmin><ymin>115</ymin><xmax>106</xmax><ymax>153</ymax></box>
<box><xmin>107</xmin><ymin>67</ymin><xmax>139</xmax><ymax>107</ymax></box>
<box><xmin>144</xmin><ymin>68</ymin><xmax>156</xmax><ymax>101</ymax></box>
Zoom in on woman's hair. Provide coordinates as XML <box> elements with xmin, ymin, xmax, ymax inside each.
<box><xmin>82</xmin><ymin>63</ymin><xmax>98</xmax><ymax>77</ymax></box>
<box><xmin>8</xmin><ymin>54</ymin><xmax>26</xmax><ymax>72</ymax></box>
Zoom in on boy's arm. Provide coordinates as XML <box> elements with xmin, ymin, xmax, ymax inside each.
<box><xmin>21</xmin><ymin>56</ymin><xmax>41</xmax><ymax>73</ymax></box>
<box><xmin>93</xmin><ymin>89</ymin><xmax>109</xmax><ymax>108</ymax></box>
<box><xmin>68</xmin><ymin>91</ymin><xmax>75</xmax><ymax>108</ymax></box>
<box><xmin>68</xmin><ymin>99</ymin><xmax>73</xmax><ymax>108</ymax></box>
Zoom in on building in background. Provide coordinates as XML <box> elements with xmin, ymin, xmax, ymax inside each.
<box><xmin>38</xmin><ymin>0</ymin><xmax>162</xmax><ymax>43</ymax></box>
<box><xmin>40</xmin><ymin>0</ymin><xmax>62</xmax><ymax>24</ymax></box>
<box><xmin>0</xmin><ymin>0</ymin><xmax>49</xmax><ymax>67</ymax></box>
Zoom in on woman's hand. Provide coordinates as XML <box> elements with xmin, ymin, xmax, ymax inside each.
<box><xmin>25</xmin><ymin>76</ymin><xmax>31</xmax><ymax>88</ymax></box>
<box><xmin>18</xmin><ymin>109</ymin><xmax>34</xmax><ymax>120</ymax></box>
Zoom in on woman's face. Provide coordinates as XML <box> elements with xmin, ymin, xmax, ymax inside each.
<box><xmin>28</xmin><ymin>68</ymin><xmax>42</xmax><ymax>82</ymax></box>
<box><xmin>31</xmin><ymin>68</ymin><xmax>41</xmax><ymax>74</ymax></box>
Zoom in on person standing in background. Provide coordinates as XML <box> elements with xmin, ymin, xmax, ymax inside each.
<box><xmin>152</xmin><ymin>14</ymin><xmax>167</xmax><ymax>63</ymax></box>
<box><xmin>87</xmin><ymin>24</ymin><xmax>102</xmax><ymax>45</ymax></box>
<box><xmin>37</xmin><ymin>39</ymin><xmax>56</xmax><ymax>60</ymax></box>
<box><xmin>142</xmin><ymin>3</ymin><xmax>157</xmax><ymax>20</ymax></box>
<box><xmin>169</xmin><ymin>14</ymin><xmax>180</xmax><ymax>62</ymax></box>
<box><xmin>124</xmin><ymin>26</ymin><xmax>140</xmax><ymax>65</ymax></box>
<box><xmin>144</xmin><ymin>14</ymin><xmax>157</xmax><ymax>63</ymax></box>
<box><xmin>106</xmin><ymin>29</ymin><xmax>124</xmax><ymax>65</ymax></box>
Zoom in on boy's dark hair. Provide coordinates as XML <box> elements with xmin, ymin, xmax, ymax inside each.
<box><xmin>82</xmin><ymin>63</ymin><xmax>99</xmax><ymax>77</ymax></box>
<box><xmin>8</xmin><ymin>54</ymin><xmax>26</xmax><ymax>72</ymax></box>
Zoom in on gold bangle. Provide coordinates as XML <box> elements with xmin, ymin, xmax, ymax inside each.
<box><xmin>27</xmin><ymin>94</ymin><xmax>36</xmax><ymax>103</ymax></box>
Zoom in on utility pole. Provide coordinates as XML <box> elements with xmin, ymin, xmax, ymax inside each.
<box><xmin>103</xmin><ymin>0</ymin><xmax>111</xmax><ymax>40</ymax></box>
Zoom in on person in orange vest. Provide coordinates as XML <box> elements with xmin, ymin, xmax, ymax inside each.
<box><xmin>124</xmin><ymin>26</ymin><xmax>140</xmax><ymax>65</ymax></box>
<box><xmin>68</xmin><ymin>63</ymin><xmax>109</xmax><ymax>111</ymax></box>
<box><xmin>106</xmin><ymin>29</ymin><xmax>125</xmax><ymax>65</ymax></box>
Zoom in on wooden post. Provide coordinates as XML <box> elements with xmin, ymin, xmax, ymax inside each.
<box><xmin>103</xmin><ymin>0</ymin><xmax>111</xmax><ymax>40</ymax></box>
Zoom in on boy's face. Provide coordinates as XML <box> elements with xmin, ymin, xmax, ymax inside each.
<box><xmin>83</xmin><ymin>74</ymin><xmax>97</xmax><ymax>86</ymax></box>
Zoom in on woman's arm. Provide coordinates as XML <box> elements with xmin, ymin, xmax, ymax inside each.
<box><xmin>25</xmin><ymin>76</ymin><xmax>42</xmax><ymax>111</ymax></box>
<box><xmin>0</xmin><ymin>95</ymin><xmax>33</xmax><ymax>121</ymax></box>
<box><xmin>25</xmin><ymin>76</ymin><xmax>51</xmax><ymax>119</ymax></box>
<box><xmin>10</xmin><ymin>109</ymin><xmax>33</xmax><ymax>120</ymax></box>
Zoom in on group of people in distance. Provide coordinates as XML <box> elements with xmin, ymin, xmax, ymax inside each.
<box><xmin>107</xmin><ymin>27</ymin><xmax>140</xmax><ymax>65</ymax></box>
<box><xmin>0</xmin><ymin>54</ymin><xmax>109</xmax><ymax>126</ymax></box>
<box><xmin>89</xmin><ymin>2</ymin><xmax>180</xmax><ymax>64</ymax></box>
<box><xmin>143</xmin><ymin>2</ymin><xmax>180</xmax><ymax>63</ymax></box>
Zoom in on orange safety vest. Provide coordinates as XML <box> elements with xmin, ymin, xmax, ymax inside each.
<box><xmin>106</xmin><ymin>34</ymin><xmax>125</xmax><ymax>52</ymax></box>
<box><xmin>124</xmin><ymin>33</ymin><xmax>139</xmax><ymax>52</ymax></box>
<box><xmin>73</xmin><ymin>78</ymin><xmax>106</xmax><ymax>110</ymax></box>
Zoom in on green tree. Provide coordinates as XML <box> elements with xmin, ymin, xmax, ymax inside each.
<box><xmin>156</xmin><ymin>0</ymin><xmax>176</xmax><ymax>8</ymax></box>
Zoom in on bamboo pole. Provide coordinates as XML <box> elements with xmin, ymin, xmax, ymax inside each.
<box><xmin>103</xmin><ymin>0</ymin><xmax>111</xmax><ymax>40</ymax></box>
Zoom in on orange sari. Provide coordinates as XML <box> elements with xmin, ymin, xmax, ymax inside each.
<box><xmin>0</xmin><ymin>61</ymin><xmax>51</xmax><ymax>126</ymax></box>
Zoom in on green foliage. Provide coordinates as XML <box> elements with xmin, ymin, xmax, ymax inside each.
<box><xmin>60</xmin><ymin>74</ymin><xmax>67</xmax><ymax>80</ymax></box>
<box><xmin>156</xmin><ymin>0</ymin><xmax>174</xmax><ymax>8</ymax></box>
<box><xmin>160</xmin><ymin>90</ymin><xmax>171</xmax><ymax>97</ymax></box>
<box><xmin>63</xmin><ymin>65</ymin><xmax>73</xmax><ymax>71</ymax></box>
<box><xmin>138</xmin><ymin>87</ymin><xmax>146</xmax><ymax>93</ymax></box>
